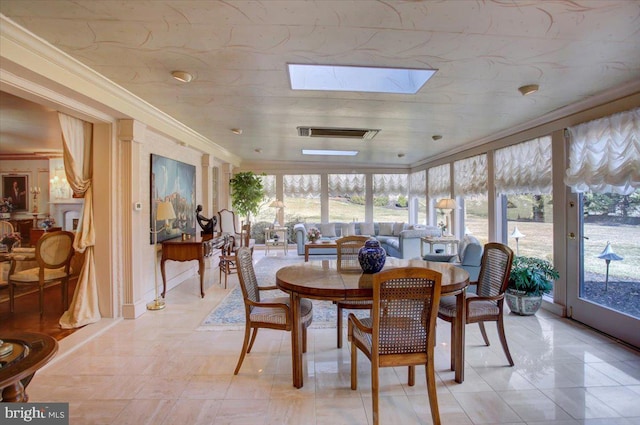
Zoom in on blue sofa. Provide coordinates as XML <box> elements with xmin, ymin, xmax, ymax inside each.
<box><xmin>423</xmin><ymin>234</ymin><xmax>484</xmax><ymax>282</ymax></box>
<box><xmin>293</xmin><ymin>222</ymin><xmax>441</xmax><ymax>259</ymax></box>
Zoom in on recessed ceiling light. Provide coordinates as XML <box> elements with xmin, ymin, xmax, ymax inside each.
<box><xmin>518</xmin><ymin>84</ymin><xmax>539</xmax><ymax>96</ymax></box>
<box><xmin>171</xmin><ymin>70</ymin><xmax>193</xmax><ymax>83</ymax></box>
<box><xmin>231</xmin><ymin>128</ymin><xmax>243</xmax><ymax>135</ymax></box>
<box><xmin>302</xmin><ymin>149</ymin><xmax>359</xmax><ymax>156</ymax></box>
<box><xmin>288</xmin><ymin>64</ymin><xmax>436</xmax><ymax>94</ymax></box>
<box><xmin>254</xmin><ymin>148</ymin><xmax>262</xmax><ymax>153</ymax></box>
<box><xmin>432</xmin><ymin>135</ymin><xmax>443</xmax><ymax>141</ymax></box>
<box><xmin>397</xmin><ymin>153</ymin><xmax>405</xmax><ymax>158</ymax></box>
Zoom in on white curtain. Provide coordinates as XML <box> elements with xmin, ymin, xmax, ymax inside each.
<box><xmin>373</xmin><ymin>174</ymin><xmax>408</xmax><ymax>196</ymax></box>
<box><xmin>428</xmin><ymin>164</ymin><xmax>450</xmax><ymax>199</ymax></box>
<box><xmin>328</xmin><ymin>174</ymin><xmax>365</xmax><ymax>196</ymax></box>
<box><xmin>409</xmin><ymin>170</ymin><xmax>426</xmax><ymax>198</ymax></box>
<box><xmin>261</xmin><ymin>175</ymin><xmax>276</xmax><ymax>200</ymax></box>
<box><xmin>495</xmin><ymin>136</ymin><xmax>552</xmax><ymax>195</ymax></box>
<box><xmin>454</xmin><ymin>154</ymin><xmax>487</xmax><ymax>196</ymax></box>
<box><xmin>58</xmin><ymin>112</ymin><xmax>100</xmax><ymax>329</ymax></box>
<box><xmin>565</xmin><ymin>107</ymin><xmax>640</xmax><ymax>195</ymax></box>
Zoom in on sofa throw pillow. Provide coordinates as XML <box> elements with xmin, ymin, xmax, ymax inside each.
<box><xmin>393</xmin><ymin>222</ymin><xmax>405</xmax><ymax>235</ymax></box>
<box><xmin>341</xmin><ymin>222</ymin><xmax>356</xmax><ymax>237</ymax></box>
<box><xmin>359</xmin><ymin>222</ymin><xmax>375</xmax><ymax>236</ymax></box>
<box><xmin>320</xmin><ymin>223</ymin><xmax>336</xmax><ymax>238</ymax></box>
<box><xmin>379</xmin><ymin>222</ymin><xmax>394</xmax><ymax>236</ymax></box>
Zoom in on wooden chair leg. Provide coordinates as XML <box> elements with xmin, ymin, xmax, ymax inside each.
<box><xmin>336</xmin><ymin>304</ymin><xmax>343</xmax><ymax>348</ymax></box>
<box><xmin>408</xmin><ymin>365</ymin><xmax>415</xmax><ymax>386</ymax></box>
<box><xmin>234</xmin><ymin>324</ymin><xmax>252</xmax><ymax>375</ymax></box>
<box><xmin>247</xmin><ymin>327</ymin><xmax>259</xmax><ymax>353</ymax></box>
<box><xmin>350</xmin><ymin>324</ymin><xmax>358</xmax><ymax>390</ymax></box>
<box><xmin>371</xmin><ymin>362</ymin><xmax>379</xmax><ymax>425</ymax></box>
<box><xmin>426</xmin><ymin>360</ymin><xmax>441</xmax><ymax>425</ymax></box>
<box><xmin>9</xmin><ymin>282</ymin><xmax>15</xmax><ymax>313</ymax></box>
<box><xmin>497</xmin><ymin>318</ymin><xmax>514</xmax><ymax>366</ymax></box>
<box><xmin>449</xmin><ymin>319</ymin><xmax>456</xmax><ymax>371</ymax></box>
<box><xmin>302</xmin><ymin>324</ymin><xmax>308</xmax><ymax>353</ymax></box>
<box><xmin>478</xmin><ymin>321</ymin><xmax>490</xmax><ymax>346</ymax></box>
<box><xmin>39</xmin><ymin>284</ymin><xmax>45</xmax><ymax>317</ymax></box>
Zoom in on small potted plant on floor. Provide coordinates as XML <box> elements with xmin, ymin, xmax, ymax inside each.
<box><xmin>506</xmin><ymin>256</ymin><xmax>560</xmax><ymax>315</ymax></box>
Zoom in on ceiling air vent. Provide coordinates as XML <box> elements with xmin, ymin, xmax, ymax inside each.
<box><xmin>297</xmin><ymin>126</ymin><xmax>380</xmax><ymax>140</ymax></box>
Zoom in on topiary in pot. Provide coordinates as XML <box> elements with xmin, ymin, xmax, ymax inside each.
<box><xmin>506</xmin><ymin>256</ymin><xmax>559</xmax><ymax>315</ymax></box>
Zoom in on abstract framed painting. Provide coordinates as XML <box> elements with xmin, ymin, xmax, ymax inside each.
<box><xmin>150</xmin><ymin>154</ymin><xmax>196</xmax><ymax>244</ymax></box>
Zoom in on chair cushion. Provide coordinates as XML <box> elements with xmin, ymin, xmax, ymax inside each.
<box><xmin>341</xmin><ymin>222</ymin><xmax>356</xmax><ymax>237</ymax></box>
<box><xmin>393</xmin><ymin>222</ymin><xmax>405</xmax><ymax>235</ymax></box>
<box><xmin>10</xmin><ymin>266</ymin><xmax>69</xmax><ymax>283</ymax></box>
<box><xmin>351</xmin><ymin>317</ymin><xmax>373</xmax><ymax>352</ymax></box>
<box><xmin>250</xmin><ymin>296</ymin><xmax>313</xmax><ymax>327</ymax></box>
<box><xmin>438</xmin><ymin>293</ymin><xmax>499</xmax><ymax>319</ymax></box>
<box><xmin>378</xmin><ymin>222</ymin><xmax>394</xmax><ymax>236</ymax></box>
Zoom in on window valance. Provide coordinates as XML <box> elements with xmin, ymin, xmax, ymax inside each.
<box><xmin>428</xmin><ymin>164</ymin><xmax>450</xmax><ymax>199</ymax></box>
<box><xmin>454</xmin><ymin>154</ymin><xmax>487</xmax><ymax>196</ymax></box>
<box><xmin>284</xmin><ymin>174</ymin><xmax>321</xmax><ymax>197</ymax></box>
<box><xmin>495</xmin><ymin>136</ymin><xmax>552</xmax><ymax>195</ymax></box>
<box><xmin>328</xmin><ymin>174</ymin><xmax>365</xmax><ymax>196</ymax></box>
<box><xmin>565</xmin><ymin>107</ymin><xmax>639</xmax><ymax>195</ymax></box>
<box><xmin>373</xmin><ymin>174</ymin><xmax>408</xmax><ymax>196</ymax></box>
<box><xmin>261</xmin><ymin>175</ymin><xmax>276</xmax><ymax>199</ymax></box>
<box><xmin>409</xmin><ymin>170</ymin><xmax>426</xmax><ymax>198</ymax></box>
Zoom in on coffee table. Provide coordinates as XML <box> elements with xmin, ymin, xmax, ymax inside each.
<box><xmin>304</xmin><ymin>240</ymin><xmax>337</xmax><ymax>261</ymax></box>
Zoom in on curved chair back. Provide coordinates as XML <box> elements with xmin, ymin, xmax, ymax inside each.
<box><xmin>37</xmin><ymin>231</ymin><xmax>75</xmax><ymax>270</ymax></box>
<box><xmin>235</xmin><ymin>246</ymin><xmax>260</xmax><ymax>305</ymax></box>
<box><xmin>1</xmin><ymin>220</ymin><xmax>14</xmax><ymax>236</ymax></box>
<box><xmin>336</xmin><ymin>235</ymin><xmax>369</xmax><ymax>272</ymax></box>
<box><xmin>476</xmin><ymin>242</ymin><xmax>514</xmax><ymax>299</ymax></box>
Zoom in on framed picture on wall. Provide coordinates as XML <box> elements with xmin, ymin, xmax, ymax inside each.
<box><xmin>150</xmin><ymin>154</ymin><xmax>196</xmax><ymax>244</ymax></box>
<box><xmin>1</xmin><ymin>174</ymin><xmax>29</xmax><ymax>212</ymax></box>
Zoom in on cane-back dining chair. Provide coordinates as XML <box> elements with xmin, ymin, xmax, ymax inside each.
<box><xmin>348</xmin><ymin>267</ymin><xmax>442</xmax><ymax>425</ymax></box>
<box><xmin>218</xmin><ymin>209</ymin><xmax>255</xmax><ymax>254</ymax></box>
<box><xmin>438</xmin><ymin>242</ymin><xmax>515</xmax><ymax>369</ymax></box>
<box><xmin>233</xmin><ymin>247</ymin><xmax>313</xmax><ymax>375</ymax></box>
<box><xmin>8</xmin><ymin>231</ymin><xmax>75</xmax><ymax>316</ymax></box>
<box><xmin>335</xmin><ymin>235</ymin><xmax>371</xmax><ymax>348</ymax></box>
<box><xmin>218</xmin><ymin>236</ymin><xmax>237</xmax><ymax>289</ymax></box>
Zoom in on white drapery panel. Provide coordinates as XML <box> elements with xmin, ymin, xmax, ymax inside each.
<box><xmin>428</xmin><ymin>164</ymin><xmax>450</xmax><ymax>199</ymax></box>
<box><xmin>328</xmin><ymin>174</ymin><xmax>365</xmax><ymax>196</ymax></box>
<box><xmin>58</xmin><ymin>112</ymin><xmax>100</xmax><ymax>329</ymax></box>
<box><xmin>409</xmin><ymin>170</ymin><xmax>426</xmax><ymax>198</ymax></box>
<box><xmin>565</xmin><ymin>108</ymin><xmax>640</xmax><ymax>195</ymax></box>
<box><xmin>284</xmin><ymin>174</ymin><xmax>321</xmax><ymax>198</ymax></box>
<box><xmin>454</xmin><ymin>154</ymin><xmax>487</xmax><ymax>196</ymax></box>
<box><xmin>495</xmin><ymin>136</ymin><xmax>552</xmax><ymax>195</ymax></box>
<box><xmin>373</xmin><ymin>174</ymin><xmax>408</xmax><ymax>196</ymax></box>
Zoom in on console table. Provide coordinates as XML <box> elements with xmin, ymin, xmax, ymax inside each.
<box><xmin>265</xmin><ymin>226</ymin><xmax>288</xmax><ymax>255</ymax></box>
<box><xmin>160</xmin><ymin>234</ymin><xmax>225</xmax><ymax>298</ymax></box>
<box><xmin>420</xmin><ymin>236</ymin><xmax>460</xmax><ymax>258</ymax></box>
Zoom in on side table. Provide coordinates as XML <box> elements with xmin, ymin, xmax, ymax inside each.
<box><xmin>265</xmin><ymin>227</ymin><xmax>288</xmax><ymax>255</ymax></box>
<box><xmin>420</xmin><ymin>236</ymin><xmax>460</xmax><ymax>258</ymax></box>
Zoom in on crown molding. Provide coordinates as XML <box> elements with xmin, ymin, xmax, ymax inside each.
<box><xmin>0</xmin><ymin>14</ymin><xmax>240</xmax><ymax>166</ymax></box>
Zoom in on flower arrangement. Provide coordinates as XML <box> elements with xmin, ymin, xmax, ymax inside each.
<box><xmin>307</xmin><ymin>227</ymin><xmax>321</xmax><ymax>243</ymax></box>
<box><xmin>438</xmin><ymin>221</ymin><xmax>447</xmax><ymax>234</ymax></box>
<box><xmin>1</xmin><ymin>231</ymin><xmax>22</xmax><ymax>250</ymax></box>
<box><xmin>0</xmin><ymin>198</ymin><xmax>14</xmax><ymax>214</ymax></box>
<box><xmin>40</xmin><ymin>216</ymin><xmax>56</xmax><ymax>230</ymax></box>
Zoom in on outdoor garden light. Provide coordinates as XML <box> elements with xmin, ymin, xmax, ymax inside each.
<box><xmin>597</xmin><ymin>241</ymin><xmax>623</xmax><ymax>291</ymax></box>
<box><xmin>510</xmin><ymin>226</ymin><xmax>525</xmax><ymax>256</ymax></box>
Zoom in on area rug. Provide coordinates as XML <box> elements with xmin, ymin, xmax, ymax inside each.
<box><xmin>198</xmin><ymin>255</ymin><xmax>366</xmax><ymax>331</ymax></box>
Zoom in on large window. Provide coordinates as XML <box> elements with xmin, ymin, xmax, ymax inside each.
<box><xmin>454</xmin><ymin>154</ymin><xmax>488</xmax><ymax>244</ymax></box>
<box><xmin>428</xmin><ymin>164</ymin><xmax>451</xmax><ymax>227</ymax></box>
<box><xmin>495</xmin><ymin>136</ymin><xmax>554</xmax><ymax>262</ymax></box>
<box><xmin>328</xmin><ymin>173</ymin><xmax>365</xmax><ymax>222</ymax></box>
<box><xmin>284</xmin><ymin>174</ymin><xmax>321</xmax><ymax>223</ymax></box>
<box><xmin>372</xmin><ymin>174</ymin><xmax>408</xmax><ymax>223</ymax></box>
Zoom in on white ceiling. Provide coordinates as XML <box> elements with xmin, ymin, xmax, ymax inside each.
<box><xmin>1</xmin><ymin>1</ymin><xmax>639</xmax><ymax>166</ymax></box>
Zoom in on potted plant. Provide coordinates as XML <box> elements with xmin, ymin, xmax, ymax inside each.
<box><xmin>506</xmin><ymin>256</ymin><xmax>560</xmax><ymax>315</ymax></box>
<box><xmin>229</xmin><ymin>171</ymin><xmax>265</xmax><ymax>222</ymax></box>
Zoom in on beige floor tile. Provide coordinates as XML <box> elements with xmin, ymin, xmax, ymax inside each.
<box><xmin>452</xmin><ymin>391</ymin><xmax>522</xmax><ymax>423</ymax></box>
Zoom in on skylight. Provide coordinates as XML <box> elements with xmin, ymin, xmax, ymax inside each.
<box><xmin>288</xmin><ymin>64</ymin><xmax>436</xmax><ymax>94</ymax></box>
<box><xmin>302</xmin><ymin>149</ymin><xmax>359</xmax><ymax>156</ymax></box>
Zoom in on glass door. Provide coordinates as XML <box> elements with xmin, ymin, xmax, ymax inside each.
<box><xmin>567</xmin><ymin>190</ymin><xmax>640</xmax><ymax>348</ymax></box>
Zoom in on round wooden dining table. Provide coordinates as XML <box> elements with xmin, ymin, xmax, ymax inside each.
<box><xmin>276</xmin><ymin>257</ymin><xmax>470</xmax><ymax>388</ymax></box>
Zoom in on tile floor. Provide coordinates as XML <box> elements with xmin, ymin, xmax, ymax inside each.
<box><xmin>26</xmin><ymin>251</ymin><xmax>640</xmax><ymax>425</ymax></box>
